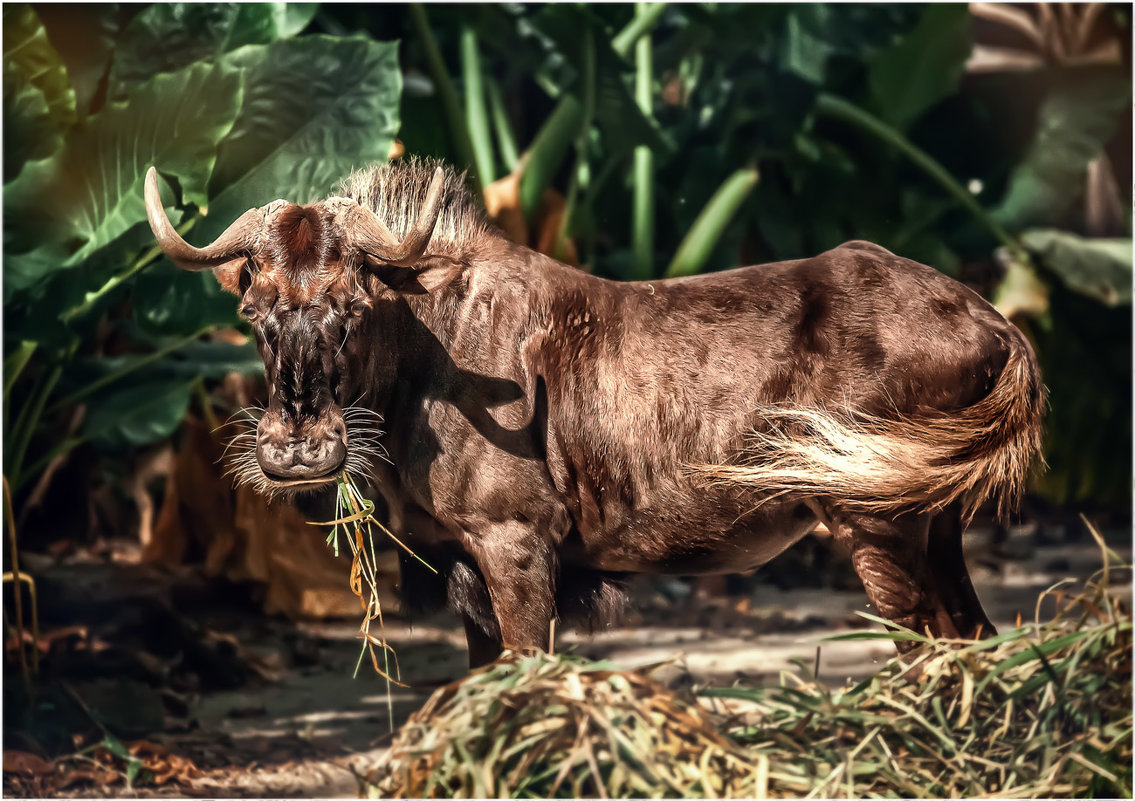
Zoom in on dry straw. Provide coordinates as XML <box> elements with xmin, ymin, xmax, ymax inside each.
<box><xmin>313</xmin><ymin>472</ymin><xmax>436</xmax><ymax>693</ymax></box>
<box><xmin>370</xmin><ymin>522</ymin><xmax>1130</xmax><ymax>798</ymax></box>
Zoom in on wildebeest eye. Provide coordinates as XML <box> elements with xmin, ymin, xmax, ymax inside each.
<box><xmin>347</xmin><ymin>300</ymin><xmax>369</xmax><ymax>320</ymax></box>
<box><xmin>239</xmin><ymin>304</ymin><xmax>260</xmax><ymax>323</ymax></box>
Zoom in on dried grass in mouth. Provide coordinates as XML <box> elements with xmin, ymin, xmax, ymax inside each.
<box><xmin>369</xmin><ymin>522</ymin><xmax>1131</xmax><ymax>798</ymax></box>
<box><xmin>315</xmin><ymin>472</ymin><xmax>436</xmax><ymax>710</ymax></box>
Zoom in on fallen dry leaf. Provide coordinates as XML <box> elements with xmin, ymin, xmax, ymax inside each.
<box><xmin>3</xmin><ymin>750</ymin><xmax>54</xmax><ymax>777</ymax></box>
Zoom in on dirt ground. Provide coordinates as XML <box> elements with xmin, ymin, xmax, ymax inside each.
<box><xmin>4</xmin><ymin>520</ymin><xmax>1130</xmax><ymax>798</ymax></box>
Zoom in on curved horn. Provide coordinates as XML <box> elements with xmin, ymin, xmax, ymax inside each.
<box><xmin>144</xmin><ymin>167</ymin><xmax>263</xmax><ymax>271</ymax></box>
<box><xmin>350</xmin><ymin>166</ymin><xmax>446</xmax><ymax>266</ymax></box>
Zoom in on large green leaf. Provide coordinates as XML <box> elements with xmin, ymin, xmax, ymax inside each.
<box><xmin>992</xmin><ymin>68</ymin><xmax>1130</xmax><ymax>231</ymax></box>
<box><xmin>198</xmin><ymin>34</ymin><xmax>400</xmax><ymax>240</ymax></box>
<box><xmin>2</xmin><ymin>4</ymin><xmax>76</xmax><ymax>129</ymax></box>
<box><xmin>132</xmin><ymin>265</ymin><xmax>239</xmax><ymax>336</ymax></box>
<box><xmin>4</xmin><ymin>61</ymin><xmax>243</xmax><ymax>267</ymax></box>
<box><xmin>36</xmin><ymin>5</ymin><xmax>132</xmax><ymax>118</ymax></box>
<box><xmin>3</xmin><ymin>217</ymin><xmax>171</xmax><ymax>338</ymax></box>
<box><xmin>775</xmin><ymin>5</ymin><xmax>923</xmax><ymax>86</ymax></box>
<box><xmin>82</xmin><ymin>378</ymin><xmax>194</xmax><ymax>447</ymax></box>
<box><xmin>2</xmin><ymin>242</ymin><xmax>70</xmax><ymax>302</ymax></box>
<box><xmin>68</xmin><ymin>340</ymin><xmax>261</xmax><ymax>394</ymax></box>
<box><xmin>3</xmin><ymin>65</ymin><xmax>63</xmax><ymax>181</ymax></box>
<box><xmin>107</xmin><ymin>3</ymin><xmax>319</xmax><ymax>99</ymax></box>
<box><xmin>67</xmin><ymin>338</ymin><xmax>260</xmax><ymax>448</ymax></box>
<box><xmin>867</xmin><ymin>4</ymin><xmax>970</xmax><ymax>131</ymax></box>
<box><xmin>1023</xmin><ymin>228</ymin><xmax>1132</xmax><ymax>307</ymax></box>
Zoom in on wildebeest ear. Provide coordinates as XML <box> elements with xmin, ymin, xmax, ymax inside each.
<box><xmin>212</xmin><ymin>257</ymin><xmax>252</xmax><ymax>296</ymax></box>
<box><xmin>365</xmin><ymin>254</ymin><xmax>463</xmax><ymax>294</ymax></box>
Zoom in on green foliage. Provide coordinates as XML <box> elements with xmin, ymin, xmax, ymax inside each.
<box><xmin>865</xmin><ymin>4</ymin><xmax>970</xmax><ymax>131</ymax></box>
<box><xmin>2</xmin><ymin>3</ymin><xmax>401</xmax><ymax>494</ymax></box>
<box><xmin>1024</xmin><ymin>229</ymin><xmax>1132</xmax><ymax>307</ymax></box>
<box><xmin>992</xmin><ymin>68</ymin><xmax>1130</xmax><ymax>231</ymax></box>
<box><xmin>6</xmin><ymin>62</ymin><xmax>244</xmax><ymax>271</ymax></box>
<box><xmin>3</xmin><ymin>2</ymin><xmax>1130</xmax><ymax>513</ymax></box>
<box><xmin>2</xmin><ymin>4</ymin><xmax>76</xmax><ymax>180</ymax></box>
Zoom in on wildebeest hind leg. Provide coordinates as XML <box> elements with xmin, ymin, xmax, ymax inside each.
<box><xmin>926</xmin><ymin>504</ymin><xmax>997</xmax><ymax>639</ymax></box>
<box><xmin>818</xmin><ymin>504</ymin><xmax>965</xmax><ymax>654</ymax></box>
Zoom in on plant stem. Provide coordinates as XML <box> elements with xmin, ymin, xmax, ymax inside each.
<box><xmin>520</xmin><ymin>97</ymin><xmax>583</xmax><ymax>223</ymax></box>
<box><xmin>61</xmin><ymin>216</ymin><xmax>198</xmax><ymax>323</ymax></box>
<box><xmin>631</xmin><ymin>3</ymin><xmax>655</xmax><ymax>279</ymax></box>
<box><xmin>554</xmin><ymin>29</ymin><xmax>595</xmax><ymax>262</ymax></box>
<box><xmin>519</xmin><ymin>5</ymin><xmax>667</xmax><ymax>223</ymax></box>
<box><xmin>3</xmin><ymin>342</ymin><xmax>37</xmax><ymax>400</ymax></box>
<box><xmin>814</xmin><ymin>93</ymin><xmax>1025</xmax><ymax>260</ymax></box>
<box><xmin>4</xmin><ymin>476</ymin><xmax>29</xmax><ymax>682</ymax></box>
<box><xmin>612</xmin><ymin>3</ymin><xmax>668</xmax><ymax>60</ymax></box>
<box><xmin>460</xmin><ymin>25</ymin><xmax>495</xmax><ymax>185</ymax></box>
<box><xmin>8</xmin><ymin>364</ymin><xmax>63</xmax><ymax>492</ymax></box>
<box><xmin>486</xmin><ymin>77</ymin><xmax>519</xmax><ymax>172</ymax></box>
<box><xmin>409</xmin><ymin>3</ymin><xmax>482</xmax><ymax>195</ymax></box>
<box><xmin>47</xmin><ymin>328</ymin><xmax>208</xmax><ymax>415</ymax></box>
<box><xmin>665</xmin><ymin>167</ymin><xmax>759</xmax><ymax>278</ymax></box>
<box><xmin>193</xmin><ymin>377</ymin><xmax>220</xmax><ymax>432</ymax></box>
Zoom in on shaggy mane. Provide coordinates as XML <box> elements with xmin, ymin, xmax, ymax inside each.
<box><xmin>337</xmin><ymin>157</ymin><xmax>493</xmax><ymax>257</ymax></box>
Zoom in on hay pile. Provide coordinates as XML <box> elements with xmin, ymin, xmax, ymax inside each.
<box><xmin>371</xmin><ymin>545</ymin><xmax>1131</xmax><ymax>799</ymax></box>
<box><xmin>369</xmin><ymin>651</ymin><xmax>766</xmax><ymax>798</ymax></box>
<box><xmin>711</xmin><ymin>562</ymin><xmax>1132</xmax><ymax>798</ymax></box>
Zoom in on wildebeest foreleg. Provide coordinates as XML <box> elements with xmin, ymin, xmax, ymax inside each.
<box><xmin>463</xmin><ymin>616</ymin><xmax>503</xmax><ymax>668</ymax></box>
<box><xmin>463</xmin><ymin>521</ymin><xmax>556</xmax><ymax>654</ymax></box>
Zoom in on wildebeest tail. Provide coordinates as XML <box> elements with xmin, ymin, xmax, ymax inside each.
<box><xmin>698</xmin><ymin>332</ymin><xmax>1046</xmax><ymax>521</ymax></box>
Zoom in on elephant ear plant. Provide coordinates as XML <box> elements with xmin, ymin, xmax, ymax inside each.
<box><xmin>2</xmin><ymin>4</ymin><xmax>401</xmax><ymax>511</ymax></box>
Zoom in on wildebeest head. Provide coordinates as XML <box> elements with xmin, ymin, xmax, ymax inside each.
<box><xmin>144</xmin><ymin>164</ymin><xmax>464</xmax><ymax>494</ymax></box>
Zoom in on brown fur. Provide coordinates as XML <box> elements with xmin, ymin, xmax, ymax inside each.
<box><xmin>148</xmin><ymin>160</ymin><xmax>1047</xmax><ymax>668</ymax></box>
<box><xmin>695</xmin><ymin>336</ymin><xmax>1045</xmax><ymax>522</ymax></box>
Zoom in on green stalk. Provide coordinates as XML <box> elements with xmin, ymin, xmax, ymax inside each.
<box><xmin>62</xmin><ymin>215</ymin><xmax>198</xmax><ymax>323</ymax></box>
<box><xmin>1</xmin><ymin>342</ymin><xmax>36</xmax><ymax>437</ymax></box>
<box><xmin>519</xmin><ymin>97</ymin><xmax>583</xmax><ymax>222</ymax></box>
<box><xmin>665</xmin><ymin>167</ymin><xmax>759</xmax><ymax>278</ymax></box>
<box><xmin>519</xmin><ymin>5</ymin><xmax>668</xmax><ymax>224</ymax></box>
<box><xmin>815</xmin><ymin>93</ymin><xmax>1023</xmax><ymax>260</ymax></box>
<box><xmin>409</xmin><ymin>3</ymin><xmax>482</xmax><ymax>194</ymax></box>
<box><xmin>631</xmin><ymin>3</ymin><xmax>655</xmax><ymax>280</ymax></box>
<box><xmin>814</xmin><ymin>93</ymin><xmax>1043</xmax><ymax>315</ymax></box>
<box><xmin>4</xmin><ymin>342</ymin><xmax>37</xmax><ymax>400</ymax></box>
<box><xmin>611</xmin><ymin>3</ymin><xmax>668</xmax><ymax>60</ymax></box>
<box><xmin>580</xmin><ymin>154</ymin><xmax>625</xmax><ymax>264</ymax></box>
<box><xmin>8</xmin><ymin>363</ymin><xmax>63</xmax><ymax>491</ymax></box>
<box><xmin>460</xmin><ymin>25</ymin><xmax>495</xmax><ymax>185</ymax></box>
<box><xmin>486</xmin><ymin>77</ymin><xmax>519</xmax><ymax>172</ymax></box>
<box><xmin>46</xmin><ymin>328</ymin><xmax>208</xmax><ymax>415</ymax></box>
<box><xmin>554</xmin><ymin>29</ymin><xmax>595</xmax><ymax>262</ymax></box>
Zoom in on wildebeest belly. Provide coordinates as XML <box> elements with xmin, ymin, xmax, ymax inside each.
<box><xmin>560</xmin><ymin>491</ymin><xmax>820</xmax><ymax>575</ymax></box>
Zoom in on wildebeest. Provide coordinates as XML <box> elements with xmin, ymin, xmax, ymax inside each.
<box><xmin>145</xmin><ymin>159</ymin><xmax>1045</xmax><ymax>667</ymax></box>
